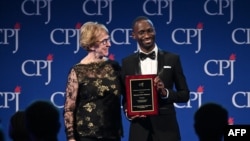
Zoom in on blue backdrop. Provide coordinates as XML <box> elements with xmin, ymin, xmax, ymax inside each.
<box><xmin>1</xmin><ymin>0</ymin><xmax>250</xmax><ymax>141</ymax></box>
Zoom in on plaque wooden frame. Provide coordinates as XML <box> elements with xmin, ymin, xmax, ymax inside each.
<box><xmin>125</xmin><ymin>74</ymin><xmax>158</xmax><ymax>117</ymax></box>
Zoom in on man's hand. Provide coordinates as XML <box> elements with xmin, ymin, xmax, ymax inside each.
<box><xmin>154</xmin><ymin>76</ymin><xmax>167</xmax><ymax>97</ymax></box>
<box><xmin>125</xmin><ymin>109</ymin><xmax>146</xmax><ymax>120</ymax></box>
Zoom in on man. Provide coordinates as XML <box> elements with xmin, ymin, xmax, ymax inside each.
<box><xmin>194</xmin><ymin>103</ymin><xmax>228</xmax><ymax>141</ymax></box>
<box><xmin>25</xmin><ymin>100</ymin><xmax>60</xmax><ymax>141</ymax></box>
<box><xmin>121</xmin><ymin>16</ymin><xmax>190</xmax><ymax>141</ymax></box>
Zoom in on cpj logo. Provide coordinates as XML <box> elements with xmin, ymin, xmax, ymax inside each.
<box><xmin>143</xmin><ymin>0</ymin><xmax>174</xmax><ymax>24</ymax></box>
<box><xmin>21</xmin><ymin>0</ymin><xmax>52</xmax><ymax>24</ymax></box>
<box><xmin>82</xmin><ymin>0</ymin><xmax>113</xmax><ymax>24</ymax></box>
<box><xmin>21</xmin><ymin>54</ymin><xmax>53</xmax><ymax>85</ymax></box>
<box><xmin>232</xmin><ymin>91</ymin><xmax>250</xmax><ymax>108</ymax></box>
<box><xmin>172</xmin><ymin>22</ymin><xmax>203</xmax><ymax>53</ymax></box>
<box><xmin>0</xmin><ymin>86</ymin><xmax>21</xmax><ymax>112</ymax></box>
<box><xmin>204</xmin><ymin>54</ymin><xmax>236</xmax><ymax>85</ymax></box>
<box><xmin>175</xmin><ymin>85</ymin><xmax>204</xmax><ymax>108</ymax></box>
<box><xmin>0</xmin><ymin>23</ymin><xmax>20</xmax><ymax>54</ymax></box>
<box><xmin>50</xmin><ymin>23</ymin><xmax>81</xmax><ymax>54</ymax></box>
<box><xmin>204</xmin><ymin>0</ymin><xmax>235</xmax><ymax>24</ymax></box>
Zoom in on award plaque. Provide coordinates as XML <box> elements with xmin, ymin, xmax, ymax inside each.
<box><xmin>125</xmin><ymin>74</ymin><xmax>158</xmax><ymax>117</ymax></box>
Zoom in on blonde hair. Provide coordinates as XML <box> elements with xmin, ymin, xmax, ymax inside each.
<box><xmin>80</xmin><ymin>21</ymin><xmax>109</xmax><ymax>51</ymax></box>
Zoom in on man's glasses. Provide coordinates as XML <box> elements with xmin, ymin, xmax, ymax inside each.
<box><xmin>97</xmin><ymin>38</ymin><xmax>111</xmax><ymax>45</ymax></box>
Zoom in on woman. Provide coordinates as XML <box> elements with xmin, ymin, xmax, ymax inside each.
<box><xmin>64</xmin><ymin>22</ymin><xmax>123</xmax><ymax>141</ymax></box>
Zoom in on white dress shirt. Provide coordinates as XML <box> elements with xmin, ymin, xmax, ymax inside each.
<box><xmin>138</xmin><ymin>44</ymin><xmax>169</xmax><ymax>99</ymax></box>
<box><xmin>139</xmin><ymin>45</ymin><xmax>158</xmax><ymax>75</ymax></box>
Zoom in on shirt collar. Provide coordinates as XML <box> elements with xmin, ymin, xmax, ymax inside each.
<box><xmin>138</xmin><ymin>44</ymin><xmax>158</xmax><ymax>56</ymax></box>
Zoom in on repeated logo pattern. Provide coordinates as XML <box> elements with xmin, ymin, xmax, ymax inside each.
<box><xmin>1</xmin><ymin>0</ymin><xmax>250</xmax><ymax>141</ymax></box>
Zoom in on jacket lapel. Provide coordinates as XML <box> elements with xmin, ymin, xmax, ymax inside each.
<box><xmin>157</xmin><ymin>49</ymin><xmax>164</xmax><ymax>75</ymax></box>
<box><xmin>135</xmin><ymin>52</ymin><xmax>141</xmax><ymax>75</ymax></box>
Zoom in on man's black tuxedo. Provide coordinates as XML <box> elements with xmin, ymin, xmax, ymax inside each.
<box><xmin>121</xmin><ymin>49</ymin><xmax>190</xmax><ymax>141</ymax></box>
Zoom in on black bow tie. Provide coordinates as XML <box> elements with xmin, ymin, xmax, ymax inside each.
<box><xmin>139</xmin><ymin>51</ymin><xmax>156</xmax><ymax>60</ymax></box>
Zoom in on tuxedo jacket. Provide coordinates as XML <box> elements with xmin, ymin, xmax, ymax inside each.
<box><xmin>121</xmin><ymin>49</ymin><xmax>190</xmax><ymax>141</ymax></box>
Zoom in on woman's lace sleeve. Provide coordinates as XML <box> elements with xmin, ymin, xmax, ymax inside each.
<box><xmin>64</xmin><ymin>68</ymin><xmax>78</xmax><ymax>140</ymax></box>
